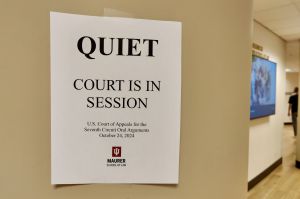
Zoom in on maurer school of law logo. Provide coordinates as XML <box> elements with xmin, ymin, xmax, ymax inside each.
<box><xmin>112</xmin><ymin>146</ymin><xmax>121</xmax><ymax>157</ymax></box>
<box><xmin>107</xmin><ymin>146</ymin><xmax>126</xmax><ymax>167</ymax></box>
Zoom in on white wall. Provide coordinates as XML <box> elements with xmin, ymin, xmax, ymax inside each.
<box><xmin>248</xmin><ymin>22</ymin><xmax>286</xmax><ymax>181</ymax></box>
<box><xmin>285</xmin><ymin>72</ymin><xmax>299</xmax><ymax>123</ymax></box>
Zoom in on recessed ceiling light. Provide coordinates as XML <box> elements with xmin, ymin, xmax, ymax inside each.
<box><xmin>286</xmin><ymin>68</ymin><xmax>292</xmax><ymax>72</ymax></box>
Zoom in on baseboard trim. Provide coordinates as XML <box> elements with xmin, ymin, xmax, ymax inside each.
<box><xmin>296</xmin><ymin>160</ymin><xmax>300</xmax><ymax>169</ymax></box>
<box><xmin>248</xmin><ymin>158</ymin><xmax>282</xmax><ymax>190</ymax></box>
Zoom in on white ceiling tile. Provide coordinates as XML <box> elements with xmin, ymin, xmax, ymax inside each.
<box><xmin>255</xmin><ymin>4</ymin><xmax>299</xmax><ymax>22</ymax></box>
<box><xmin>254</xmin><ymin>0</ymin><xmax>300</xmax><ymax>40</ymax></box>
<box><xmin>266</xmin><ymin>16</ymin><xmax>300</xmax><ymax>30</ymax></box>
<box><xmin>282</xmin><ymin>32</ymin><xmax>300</xmax><ymax>40</ymax></box>
<box><xmin>276</xmin><ymin>26</ymin><xmax>300</xmax><ymax>35</ymax></box>
<box><xmin>254</xmin><ymin>0</ymin><xmax>291</xmax><ymax>12</ymax></box>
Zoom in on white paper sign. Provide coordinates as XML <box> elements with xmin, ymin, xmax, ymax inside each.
<box><xmin>50</xmin><ymin>12</ymin><xmax>181</xmax><ymax>184</ymax></box>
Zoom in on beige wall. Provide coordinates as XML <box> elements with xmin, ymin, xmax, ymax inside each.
<box><xmin>248</xmin><ymin>22</ymin><xmax>286</xmax><ymax>181</ymax></box>
<box><xmin>0</xmin><ymin>0</ymin><xmax>252</xmax><ymax>198</ymax></box>
<box><xmin>286</xmin><ymin>41</ymin><xmax>300</xmax><ymax>73</ymax></box>
<box><xmin>286</xmin><ymin>73</ymin><xmax>299</xmax><ymax>94</ymax></box>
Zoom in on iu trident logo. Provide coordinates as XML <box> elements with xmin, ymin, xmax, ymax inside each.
<box><xmin>112</xmin><ymin>146</ymin><xmax>121</xmax><ymax>157</ymax></box>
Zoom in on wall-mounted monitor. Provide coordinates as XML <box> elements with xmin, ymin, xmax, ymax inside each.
<box><xmin>250</xmin><ymin>55</ymin><xmax>277</xmax><ymax>120</ymax></box>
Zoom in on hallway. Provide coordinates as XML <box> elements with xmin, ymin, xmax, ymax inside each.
<box><xmin>248</xmin><ymin>125</ymin><xmax>300</xmax><ymax>198</ymax></box>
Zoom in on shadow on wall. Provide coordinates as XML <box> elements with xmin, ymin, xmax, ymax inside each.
<box><xmin>250</xmin><ymin>117</ymin><xmax>270</xmax><ymax>126</ymax></box>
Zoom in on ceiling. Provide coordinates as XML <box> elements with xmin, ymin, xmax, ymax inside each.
<box><xmin>254</xmin><ymin>0</ymin><xmax>300</xmax><ymax>41</ymax></box>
